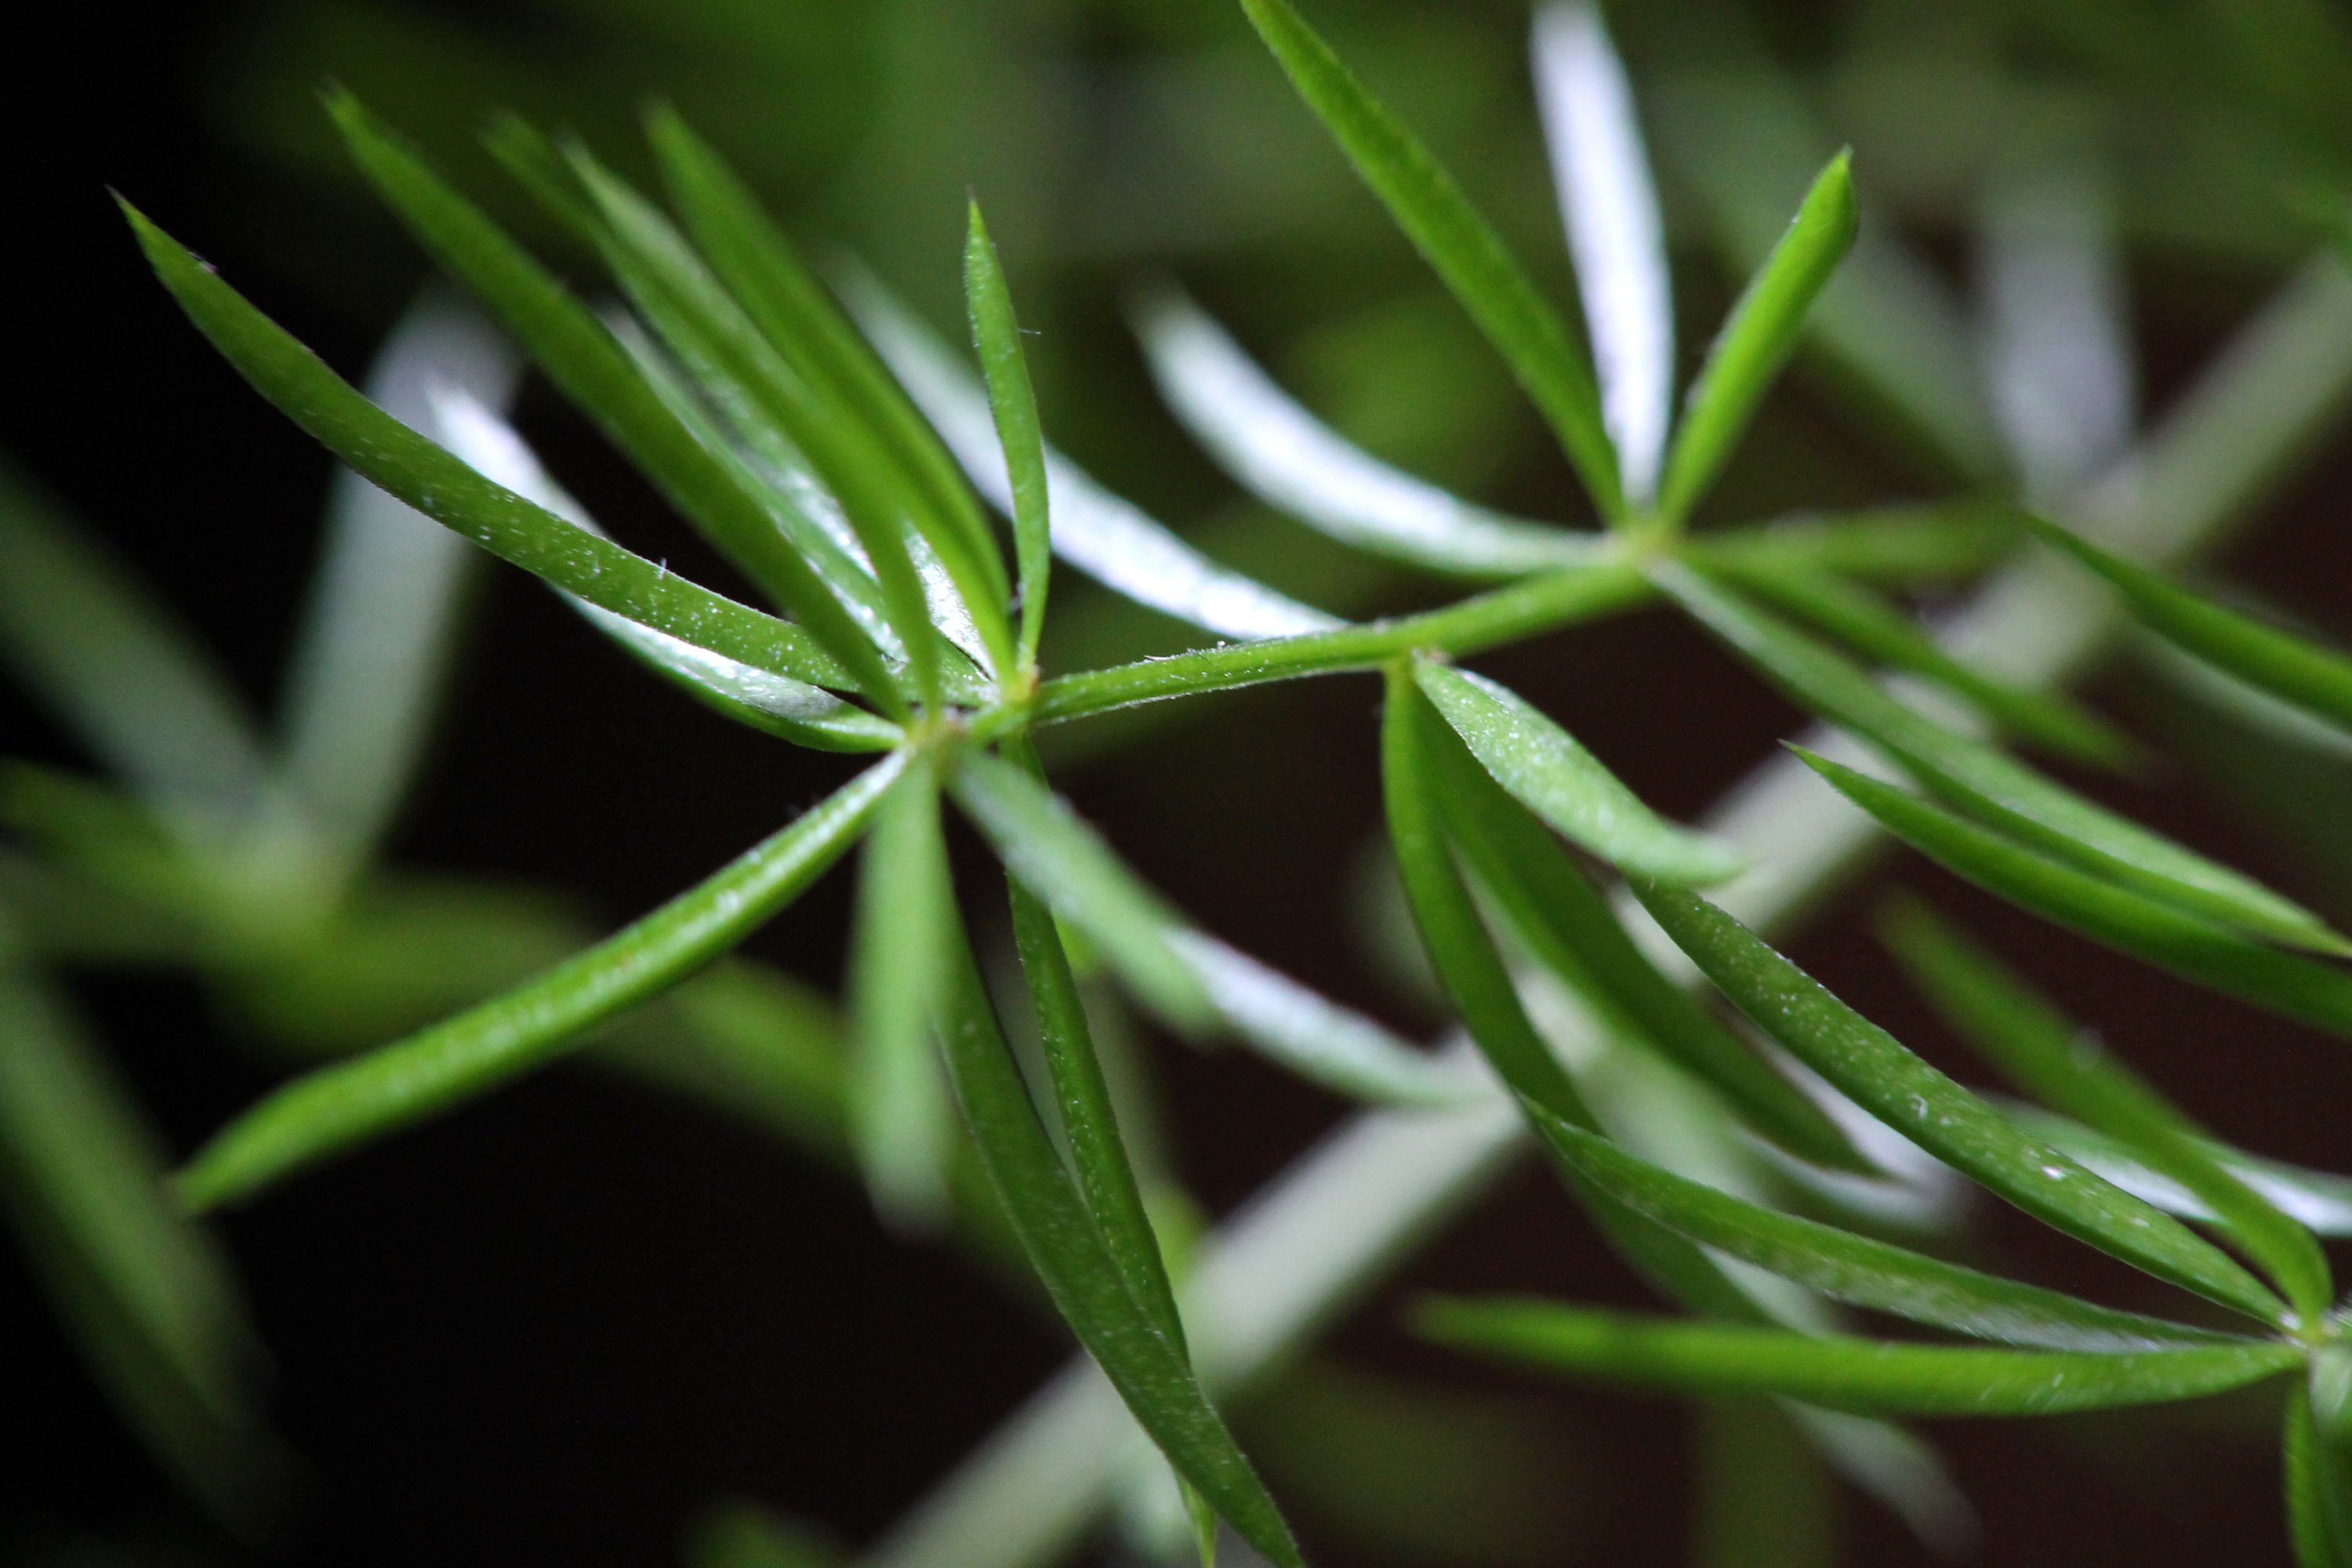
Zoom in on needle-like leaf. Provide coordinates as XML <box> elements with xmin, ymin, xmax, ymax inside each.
<box><xmin>1690</xmin><ymin>503</ymin><xmax>2022</xmax><ymax>586</ymax></box>
<box><xmin>2032</xmin><ymin>515</ymin><xmax>2352</xmax><ymax>738</ymax></box>
<box><xmin>855</xmin><ymin>278</ymin><xmax>1343</xmax><ymax>642</ymax></box>
<box><xmin>1718</xmin><ymin>557</ymin><xmax>2136</xmax><ymax>768</ymax></box>
<box><xmin>929</xmin><ymin>916</ymin><xmax>1302</xmax><ymax>1567</ymax></box>
<box><xmin>1628</xmin><ymin>878</ymin><xmax>2289</xmax><ymax>1324</ymax></box>
<box><xmin>846</xmin><ymin>760</ymin><xmax>956</xmax><ymax>1231</ymax></box>
<box><xmin>1657</xmin><ymin>152</ymin><xmax>1857</xmax><ymax>525</ymax></box>
<box><xmin>1532</xmin><ymin>2</ymin><xmax>1673</xmax><ymax>506</ymax></box>
<box><xmin>1532</xmin><ymin>1109</ymin><xmax>2237</xmax><ymax>1352</ymax></box>
<box><xmin>1131</xmin><ymin>287</ymin><xmax>1606</xmax><ymax>579</ymax></box>
<box><xmin>1170</xmin><ymin>932</ymin><xmax>1474</xmax><ymax>1109</ymax></box>
<box><xmin>321</xmin><ymin>94</ymin><xmax>909</xmax><ymax>710</ymax></box>
<box><xmin>964</xmin><ymin>204</ymin><xmax>1053</xmax><ymax>677</ymax></box>
<box><xmin>176</xmin><ymin>755</ymin><xmax>906</xmax><ymax>1210</ymax></box>
<box><xmin>647</xmin><ymin>107</ymin><xmax>1017</xmax><ymax>672</ymax></box>
<box><xmin>1413</xmin><ymin>705</ymin><xmax>1859</xmax><ymax>1167</ymax></box>
<box><xmin>1795</xmin><ymin>747</ymin><xmax>2352</xmax><ymax>1040</ymax></box>
<box><xmin>1412</xmin><ymin>659</ymin><xmax>1744</xmax><ymax>885</ymax></box>
<box><xmin>1657</xmin><ymin>563</ymin><xmax>2347</xmax><ymax>953</ymax></box>
<box><xmin>949</xmin><ymin>750</ymin><xmax>1216</xmax><ymax>1035</ymax></box>
<box><xmin>426</xmin><ymin>387</ymin><xmax>902</xmax><ymax>752</ymax></box>
<box><xmin>1416</xmin><ymin>1299</ymin><xmax>2299</xmax><ymax>1416</ymax></box>
<box><xmin>2014</xmin><ymin>1105</ymin><xmax>2352</xmax><ymax>1238</ymax></box>
<box><xmin>2287</xmin><ymin>1371</ymin><xmax>2352</xmax><ymax>1568</ymax></box>
<box><xmin>1879</xmin><ymin>898</ymin><xmax>2332</xmax><ymax>1323</ymax></box>
<box><xmin>1238</xmin><ymin>0</ymin><xmax>1623</xmax><ymax>521</ymax></box>
<box><xmin>120</xmin><ymin>201</ymin><xmax>866</xmax><ymax>702</ymax></box>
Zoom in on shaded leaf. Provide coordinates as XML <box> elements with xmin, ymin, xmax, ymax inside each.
<box><xmin>2288</xmin><ymin>1368</ymin><xmax>2352</xmax><ymax>1568</ymax></box>
<box><xmin>964</xmin><ymin>204</ymin><xmax>1054</xmax><ymax>674</ymax></box>
<box><xmin>1239</xmin><ymin>0</ymin><xmax>1622</xmax><ymax>521</ymax></box>
<box><xmin>1417</xmin><ymin>1298</ymin><xmax>2299</xmax><ymax>1416</ymax></box>
<box><xmin>1690</xmin><ymin>504</ymin><xmax>2021</xmax><ymax>586</ymax></box>
<box><xmin>1628</xmin><ymin>878</ymin><xmax>2288</xmax><ymax>1323</ymax></box>
<box><xmin>1413</xmin><ymin>659</ymin><xmax>1743</xmax><ymax>884</ymax></box>
<box><xmin>1657</xmin><ymin>152</ymin><xmax>1857</xmax><ymax>524</ymax></box>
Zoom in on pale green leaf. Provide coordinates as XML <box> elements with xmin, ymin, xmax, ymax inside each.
<box><xmin>964</xmin><ymin>204</ymin><xmax>1053</xmax><ymax>674</ymax></box>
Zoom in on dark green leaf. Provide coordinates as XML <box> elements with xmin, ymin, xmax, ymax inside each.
<box><xmin>1416</xmin><ymin>1298</ymin><xmax>2299</xmax><ymax>1415</ymax></box>
<box><xmin>2288</xmin><ymin>1362</ymin><xmax>2352</xmax><ymax>1568</ymax></box>
<box><xmin>964</xmin><ymin>205</ymin><xmax>1053</xmax><ymax>675</ymax></box>
<box><xmin>1656</xmin><ymin>563</ymin><xmax>2347</xmax><ymax>953</ymax></box>
<box><xmin>1657</xmin><ymin>153</ymin><xmax>1858</xmax><ymax>525</ymax></box>
<box><xmin>929</xmin><ymin>911</ymin><xmax>1302</xmax><ymax>1566</ymax></box>
<box><xmin>1532</xmin><ymin>1108</ymin><xmax>2238</xmax><ymax>1351</ymax></box>
<box><xmin>1412</xmin><ymin>659</ymin><xmax>1743</xmax><ymax>885</ymax></box>
<box><xmin>1628</xmin><ymin>878</ymin><xmax>2288</xmax><ymax>1324</ymax></box>
<box><xmin>176</xmin><ymin>755</ymin><xmax>906</xmax><ymax>1210</ymax></box>
<box><xmin>1795</xmin><ymin>747</ymin><xmax>2352</xmax><ymax>1041</ymax></box>
<box><xmin>949</xmin><ymin>750</ymin><xmax>1216</xmax><ymax>1034</ymax></box>
<box><xmin>1689</xmin><ymin>503</ymin><xmax>2022</xmax><ymax>586</ymax></box>
<box><xmin>1878</xmin><ymin>898</ymin><xmax>2333</xmax><ymax>1324</ymax></box>
<box><xmin>321</xmin><ymin>95</ymin><xmax>907</xmax><ymax>710</ymax></box>
<box><xmin>1237</xmin><ymin>0</ymin><xmax>1622</xmax><ymax>521</ymax></box>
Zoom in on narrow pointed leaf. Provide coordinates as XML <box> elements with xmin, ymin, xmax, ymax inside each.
<box><xmin>1691</xmin><ymin>1403</ymin><xmax>1834</xmax><ymax>1568</ymax></box>
<box><xmin>0</xmin><ymin>469</ymin><xmax>270</xmax><ymax>829</ymax></box>
<box><xmin>1657</xmin><ymin>563</ymin><xmax>2347</xmax><ymax>953</ymax></box>
<box><xmin>1132</xmin><ymin>288</ymin><xmax>1603</xmax><ymax>579</ymax></box>
<box><xmin>1414</xmin><ymin>702</ymin><xmax>1860</xmax><ymax>1167</ymax></box>
<box><xmin>1628</xmin><ymin>879</ymin><xmax>2288</xmax><ymax>1324</ymax></box>
<box><xmin>855</xmin><ymin>278</ymin><xmax>1341</xmax><ymax>641</ymax></box>
<box><xmin>1417</xmin><ymin>1300</ymin><xmax>2299</xmax><ymax>1416</ymax></box>
<box><xmin>929</xmin><ymin>919</ymin><xmax>1302</xmax><ymax>1567</ymax></box>
<box><xmin>847</xmin><ymin>761</ymin><xmax>955</xmax><ymax>1229</ymax></box>
<box><xmin>122</xmin><ymin>201</ymin><xmax>865</xmax><ymax>700</ymax></box>
<box><xmin>1413</xmin><ymin>659</ymin><xmax>1743</xmax><ymax>884</ymax></box>
<box><xmin>2014</xmin><ymin>1106</ymin><xmax>2352</xmax><ymax>1239</ymax></box>
<box><xmin>176</xmin><ymin>756</ymin><xmax>905</xmax><ymax>1210</ymax></box>
<box><xmin>2033</xmin><ymin>515</ymin><xmax>2352</xmax><ymax>737</ymax></box>
<box><xmin>648</xmin><ymin>107</ymin><xmax>1016</xmax><ymax>664</ymax></box>
<box><xmin>1169</xmin><ymin>931</ymin><xmax>1472</xmax><ymax>1108</ymax></box>
<box><xmin>2288</xmin><ymin>1374</ymin><xmax>2352</xmax><ymax>1568</ymax></box>
<box><xmin>319</xmin><ymin>96</ymin><xmax>904</xmax><ymax>709</ymax></box>
<box><xmin>1880</xmin><ymin>898</ymin><xmax>2332</xmax><ymax>1323</ymax></box>
<box><xmin>1720</xmin><ymin>558</ymin><xmax>2135</xmax><ymax>768</ymax></box>
<box><xmin>949</xmin><ymin>750</ymin><xmax>1216</xmax><ymax>1035</ymax></box>
<box><xmin>1239</xmin><ymin>0</ymin><xmax>1623</xmax><ymax>521</ymax></box>
<box><xmin>964</xmin><ymin>205</ymin><xmax>1053</xmax><ymax>673</ymax></box>
<box><xmin>1532</xmin><ymin>1</ymin><xmax>1672</xmax><ymax>505</ymax></box>
<box><xmin>277</xmin><ymin>296</ymin><xmax>514</xmax><ymax>855</ymax></box>
<box><xmin>1690</xmin><ymin>503</ymin><xmax>2021</xmax><ymax>586</ymax></box>
<box><xmin>1533</xmin><ymin>1109</ymin><xmax>2238</xmax><ymax>1352</ymax></box>
<box><xmin>426</xmin><ymin>387</ymin><xmax>900</xmax><ymax>751</ymax></box>
<box><xmin>1657</xmin><ymin>152</ymin><xmax>1857</xmax><ymax>524</ymax></box>
<box><xmin>1795</xmin><ymin>748</ymin><xmax>2352</xmax><ymax>1041</ymax></box>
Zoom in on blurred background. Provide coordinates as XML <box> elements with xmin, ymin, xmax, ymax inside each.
<box><xmin>13</xmin><ymin>0</ymin><xmax>2352</xmax><ymax>1563</ymax></box>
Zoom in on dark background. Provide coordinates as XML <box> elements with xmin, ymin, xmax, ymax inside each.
<box><xmin>11</xmin><ymin>1</ymin><xmax>2352</xmax><ymax>1563</ymax></box>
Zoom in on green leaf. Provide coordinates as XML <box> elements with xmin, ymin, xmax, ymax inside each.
<box><xmin>949</xmin><ymin>750</ymin><xmax>1216</xmax><ymax>1035</ymax></box>
<box><xmin>1690</xmin><ymin>1402</ymin><xmax>1834</xmax><ymax>1568</ymax></box>
<box><xmin>0</xmin><ymin>950</ymin><xmax>278</xmax><ymax>1526</ymax></box>
<box><xmin>1237</xmin><ymin>0</ymin><xmax>1622</xmax><ymax>521</ymax></box>
<box><xmin>1718</xmin><ymin>557</ymin><xmax>2135</xmax><ymax>768</ymax></box>
<box><xmin>1627</xmin><ymin>878</ymin><xmax>2289</xmax><ymax>1324</ymax></box>
<box><xmin>176</xmin><ymin>755</ymin><xmax>906</xmax><ymax>1210</ymax></box>
<box><xmin>120</xmin><ymin>200</ymin><xmax>868</xmax><ymax>703</ymax></box>
<box><xmin>928</xmin><ymin>912</ymin><xmax>1302</xmax><ymax>1567</ymax></box>
<box><xmin>1690</xmin><ymin>503</ymin><xmax>2022</xmax><ymax>586</ymax></box>
<box><xmin>1657</xmin><ymin>152</ymin><xmax>1857</xmax><ymax>525</ymax></box>
<box><xmin>423</xmin><ymin>386</ymin><xmax>902</xmax><ymax>752</ymax></box>
<box><xmin>1411</xmin><ymin>659</ymin><xmax>1743</xmax><ymax>885</ymax></box>
<box><xmin>964</xmin><ymin>204</ymin><xmax>1053</xmax><ymax>675</ymax></box>
<box><xmin>2013</xmin><ymin>1105</ymin><xmax>2352</xmax><ymax>1239</ymax></box>
<box><xmin>1171</xmin><ymin>931</ymin><xmax>1475</xmax><ymax>1109</ymax></box>
<box><xmin>1878</xmin><ymin>898</ymin><xmax>2332</xmax><ymax>1324</ymax></box>
<box><xmin>2031</xmin><ymin>514</ymin><xmax>2352</xmax><ymax>738</ymax></box>
<box><xmin>1795</xmin><ymin>747</ymin><xmax>2352</xmax><ymax>1041</ymax></box>
<box><xmin>1416</xmin><ymin>1299</ymin><xmax>2300</xmax><ymax>1416</ymax></box>
<box><xmin>558</xmin><ymin>147</ymin><xmax>953</xmax><ymax>709</ymax></box>
<box><xmin>1412</xmin><ymin>702</ymin><xmax>1860</xmax><ymax>1167</ymax></box>
<box><xmin>1530</xmin><ymin>1108</ymin><xmax>2237</xmax><ymax>1352</ymax></box>
<box><xmin>646</xmin><ymin>107</ymin><xmax>1016</xmax><ymax>677</ymax></box>
<box><xmin>1131</xmin><ymin>287</ymin><xmax>1603</xmax><ymax>579</ymax></box>
<box><xmin>1656</xmin><ymin>562</ymin><xmax>2347</xmax><ymax>953</ymax></box>
<box><xmin>318</xmin><ymin>94</ymin><xmax>906</xmax><ymax>710</ymax></box>
<box><xmin>846</xmin><ymin>760</ymin><xmax>956</xmax><ymax>1231</ymax></box>
<box><xmin>2288</xmin><ymin>1366</ymin><xmax>2352</xmax><ymax>1568</ymax></box>
<box><xmin>0</xmin><ymin>468</ymin><xmax>270</xmax><ymax>831</ymax></box>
